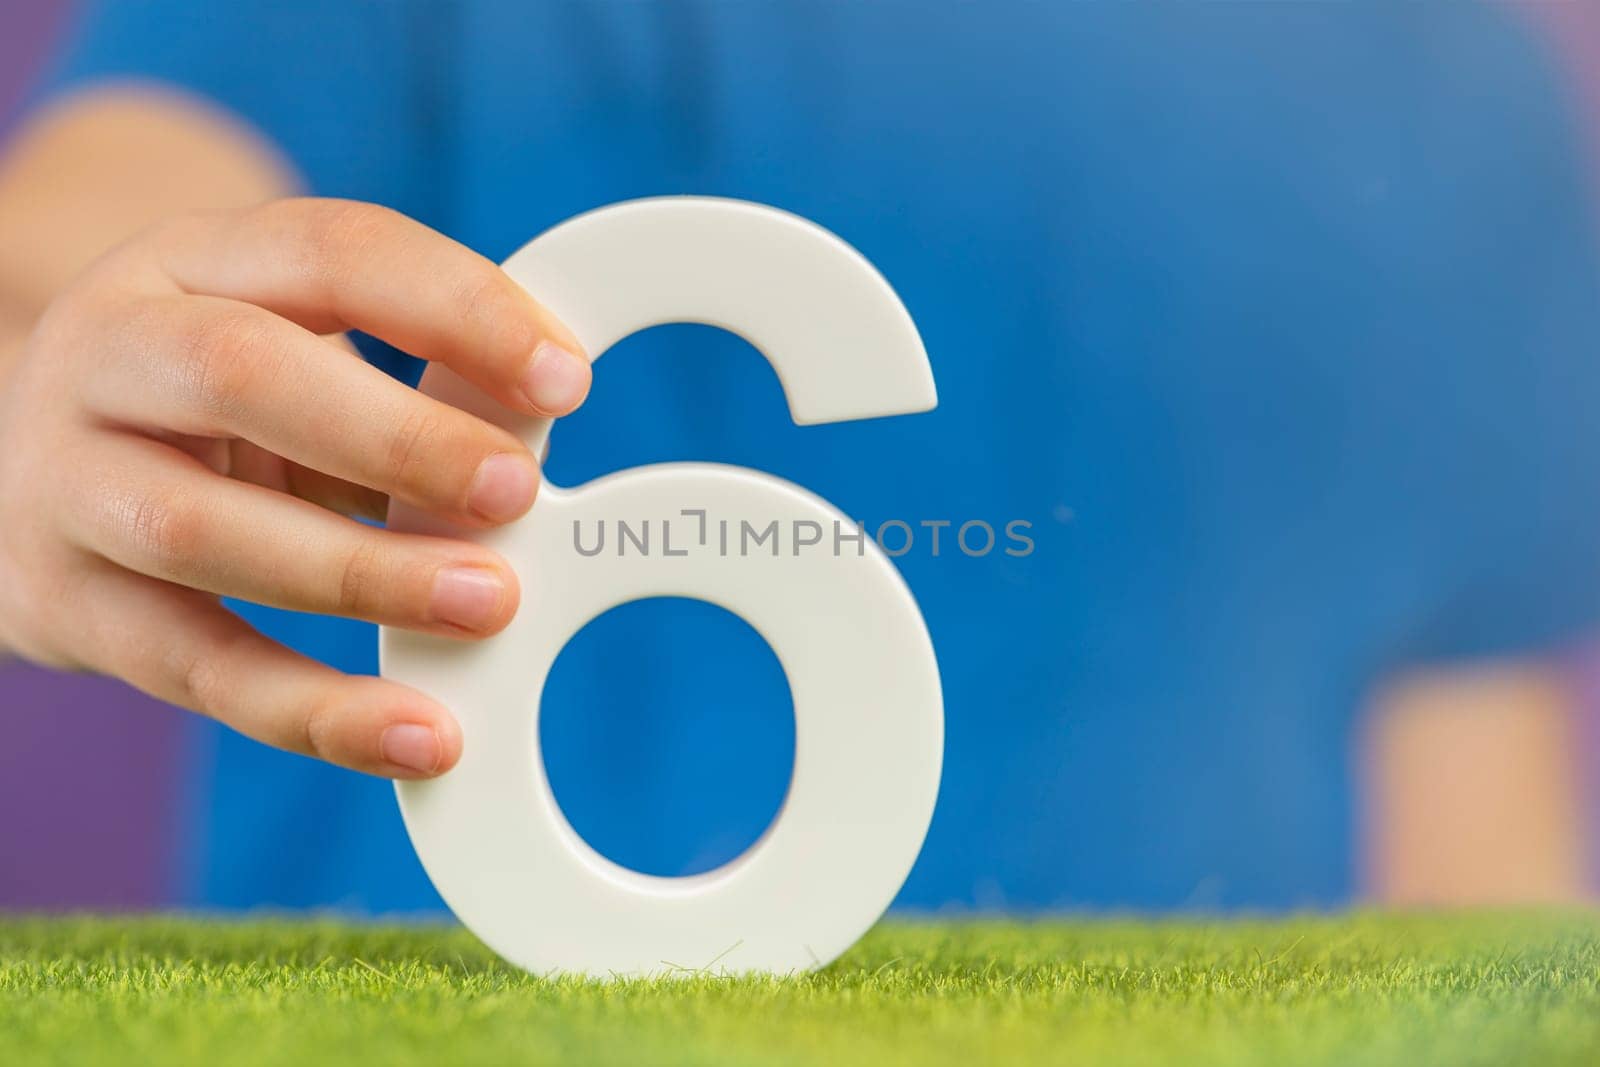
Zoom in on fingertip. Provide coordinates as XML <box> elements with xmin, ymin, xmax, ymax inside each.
<box><xmin>432</xmin><ymin>711</ymin><xmax>464</xmax><ymax>774</ymax></box>
<box><xmin>428</xmin><ymin>559</ymin><xmax>518</xmax><ymax>636</ymax></box>
<box><xmin>395</xmin><ymin>689</ymin><xmax>463</xmax><ymax>776</ymax></box>
<box><xmin>518</xmin><ymin>340</ymin><xmax>592</xmax><ymax>416</ymax></box>
<box><xmin>379</xmin><ymin>722</ymin><xmax>445</xmax><ymax>777</ymax></box>
<box><xmin>534</xmin><ymin>305</ymin><xmax>588</xmax><ymax>365</ymax></box>
<box><xmin>378</xmin><ymin>710</ymin><xmax>462</xmax><ymax>778</ymax></box>
<box><xmin>339</xmin><ymin>680</ymin><xmax>463</xmax><ymax>779</ymax></box>
<box><xmin>467</xmin><ymin>450</ymin><xmax>541</xmax><ymax>524</ymax></box>
<box><xmin>489</xmin><ymin>557</ymin><xmax>522</xmax><ymax>634</ymax></box>
<box><xmin>434</xmin><ymin>553</ymin><xmax>520</xmax><ymax>636</ymax></box>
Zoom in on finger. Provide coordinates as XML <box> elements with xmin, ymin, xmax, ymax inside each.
<box><xmin>74</xmin><ymin>560</ymin><xmax>462</xmax><ymax>778</ymax></box>
<box><xmin>284</xmin><ymin>462</ymin><xmax>391</xmax><ymax>522</ymax></box>
<box><xmin>83</xmin><ymin>293</ymin><xmax>541</xmax><ymax>525</ymax></box>
<box><xmin>225</xmin><ymin>439</ymin><xmax>389</xmax><ymax>521</ymax></box>
<box><xmin>62</xmin><ymin>432</ymin><xmax>521</xmax><ymax>637</ymax></box>
<box><xmin>156</xmin><ymin>198</ymin><xmax>592</xmax><ymax>416</ymax></box>
<box><xmin>155</xmin><ymin>435</ymin><xmax>388</xmax><ymax>521</ymax></box>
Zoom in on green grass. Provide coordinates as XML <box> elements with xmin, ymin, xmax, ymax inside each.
<box><xmin>1</xmin><ymin>912</ymin><xmax>1597</xmax><ymax>1066</ymax></box>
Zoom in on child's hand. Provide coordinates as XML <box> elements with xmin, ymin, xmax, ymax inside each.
<box><xmin>0</xmin><ymin>198</ymin><xmax>591</xmax><ymax>778</ymax></box>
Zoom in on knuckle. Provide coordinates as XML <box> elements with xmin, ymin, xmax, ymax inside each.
<box><xmin>308</xmin><ymin>200</ymin><xmax>392</xmax><ymax>253</ymax></box>
<box><xmin>176</xmin><ymin>646</ymin><xmax>227</xmax><ymax>720</ymax></box>
<box><xmin>177</xmin><ymin>309</ymin><xmax>278</xmax><ymax>421</ymax></box>
<box><xmin>0</xmin><ymin>550</ymin><xmax>78</xmax><ymax>670</ymax></box>
<box><xmin>283</xmin><ymin>199</ymin><xmax>397</xmax><ymax>291</ymax></box>
<box><xmin>120</xmin><ymin>489</ymin><xmax>204</xmax><ymax>574</ymax></box>
<box><xmin>336</xmin><ymin>537</ymin><xmax>390</xmax><ymax>618</ymax></box>
<box><xmin>298</xmin><ymin>692</ymin><xmax>340</xmax><ymax>762</ymax></box>
<box><xmin>455</xmin><ymin>270</ymin><xmax>540</xmax><ymax>364</ymax></box>
<box><xmin>169</xmin><ymin>624</ymin><xmax>239</xmax><ymax>721</ymax></box>
<box><xmin>384</xmin><ymin>405</ymin><xmax>449</xmax><ymax>494</ymax></box>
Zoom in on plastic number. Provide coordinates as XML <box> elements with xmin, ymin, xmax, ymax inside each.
<box><xmin>382</xmin><ymin>197</ymin><xmax>943</xmax><ymax>977</ymax></box>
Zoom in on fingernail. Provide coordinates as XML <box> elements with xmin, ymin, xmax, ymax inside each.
<box><xmin>468</xmin><ymin>452</ymin><xmax>537</xmax><ymax>522</ymax></box>
<box><xmin>520</xmin><ymin>341</ymin><xmax>591</xmax><ymax>414</ymax></box>
<box><xmin>430</xmin><ymin>565</ymin><xmax>506</xmax><ymax>631</ymax></box>
<box><xmin>381</xmin><ymin>723</ymin><xmax>442</xmax><ymax>775</ymax></box>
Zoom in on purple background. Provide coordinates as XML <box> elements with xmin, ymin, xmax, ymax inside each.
<box><xmin>1</xmin><ymin>1</ymin><xmax>188</xmax><ymax>911</ymax></box>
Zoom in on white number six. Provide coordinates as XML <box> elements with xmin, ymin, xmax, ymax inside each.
<box><xmin>382</xmin><ymin>198</ymin><xmax>943</xmax><ymax>977</ymax></box>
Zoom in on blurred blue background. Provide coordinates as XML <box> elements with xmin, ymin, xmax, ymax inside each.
<box><xmin>5</xmin><ymin>0</ymin><xmax>1600</xmax><ymax>914</ymax></box>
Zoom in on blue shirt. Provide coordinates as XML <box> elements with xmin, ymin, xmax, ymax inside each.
<box><xmin>36</xmin><ymin>0</ymin><xmax>1600</xmax><ymax>911</ymax></box>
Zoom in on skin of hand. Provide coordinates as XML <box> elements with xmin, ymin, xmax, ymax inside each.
<box><xmin>0</xmin><ymin>113</ymin><xmax>592</xmax><ymax>778</ymax></box>
<box><xmin>1362</xmin><ymin>663</ymin><xmax>1592</xmax><ymax>905</ymax></box>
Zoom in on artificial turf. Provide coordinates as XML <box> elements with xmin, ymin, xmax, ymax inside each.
<box><xmin>0</xmin><ymin>912</ymin><xmax>1596</xmax><ymax>1066</ymax></box>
